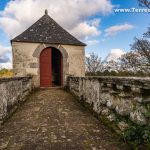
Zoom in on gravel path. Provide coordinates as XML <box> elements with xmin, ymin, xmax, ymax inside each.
<box><xmin>0</xmin><ymin>88</ymin><xmax>128</xmax><ymax>150</ymax></box>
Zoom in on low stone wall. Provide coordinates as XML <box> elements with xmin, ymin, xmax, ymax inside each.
<box><xmin>0</xmin><ymin>77</ymin><xmax>32</xmax><ymax>124</ymax></box>
<box><xmin>67</xmin><ymin>76</ymin><xmax>150</xmax><ymax>132</ymax></box>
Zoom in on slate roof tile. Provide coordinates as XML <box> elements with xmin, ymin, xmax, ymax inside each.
<box><xmin>11</xmin><ymin>11</ymin><xmax>86</xmax><ymax>46</ymax></box>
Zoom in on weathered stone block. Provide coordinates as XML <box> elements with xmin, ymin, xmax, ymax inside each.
<box><xmin>106</xmin><ymin>97</ymin><xmax>119</xmax><ymax>109</ymax></box>
<box><xmin>93</xmin><ymin>102</ymin><xmax>103</xmax><ymax>114</ymax></box>
<box><xmin>116</xmin><ymin>99</ymin><xmax>133</xmax><ymax>116</ymax></box>
<box><xmin>100</xmin><ymin>93</ymin><xmax>112</xmax><ymax>105</ymax></box>
<box><xmin>106</xmin><ymin>113</ymin><xmax>116</xmax><ymax>122</ymax></box>
<box><xmin>116</xmin><ymin>85</ymin><xmax>123</xmax><ymax>90</ymax></box>
<box><xmin>131</xmin><ymin>86</ymin><xmax>141</xmax><ymax>93</ymax></box>
<box><xmin>29</xmin><ymin>63</ymin><xmax>38</xmax><ymax>68</ymax></box>
<box><xmin>101</xmin><ymin>107</ymin><xmax>110</xmax><ymax>116</ymax></box>
<box><xmin>130</xmin><ymin>111</ymin><xmax>147</xmax><ymax>125</ymax></box>
<box><xmin>118</xmin><ymin>121</ymin><xmax>128</xmax><ymax>131</ymax></box>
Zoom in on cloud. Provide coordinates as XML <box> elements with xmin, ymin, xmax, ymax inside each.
<box><xmin>85</xmin><ymin>53</ymin><xmax>91</xmax><ymax>58</ymax></box>
<box><xmin>70</xmin><ymin>21</ymin><xmax>101</xmax><ymax>39</ymax></box>
<box><xmin>0</xmin><ymin>17</ymin><xmax>23</xmax><ymax>39</ymax></box>
<box><xmin>0</xmin><ymin>56</ymin><xmax>10</xmax><ymax>63</ymax></box>
<box><xmin>104</xmin><ymin>23</ymin><xmax>134</xmax><ymax>36</ymax></box>
<box><xmin>0</xmin><ymin>0</ymin><xmax>113</xmax><ymax>40</ymax></box>
<box><xmin>0</xmin><ymin>62</ymin><xmax>12</xmax><ymax>69</ymax></box>
<box><xmin>0</xmin><ymin>44</ymin><xmax>12</xmax><ymax>69</ymax></box>
<box><xmin>0</xmin><ymin>44</ymin><xmax>11</xmax><ymax>56</ymax></box>
<box><xmin>105</xmin><ymin>49</ymin><xmax>125</xmax><ymax>62</ymax></box>
<box><xmin>86</xmin><ymin>40</ymin><xmax>100</xmax><ymax>45</ymax></box>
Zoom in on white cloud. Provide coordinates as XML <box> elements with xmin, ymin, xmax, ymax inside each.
<box><xmin>104</xmin><ymin>23</ymin><xmax>134</xmax><ymax>36</ymax></box>
<box><xmin>0</xmin><ymin>44</ymin><xmax>11</xmax><ymax>56</ymax></box>
<box><xmin>70</xmin><ymin>21</ymin><xmax>101</xmax><ymax>39</ymax></box>
<box><xmin>0</xmin><ymin>55</ymin><xmax>10</xmax><ymax>63</ymax></box>
<box><xmin>0</xmin><ymin>62</ymin><xmax>12</xmax><ymax>69</ymax></box>
<box><xmin>0</xmin><ymin>44</ymin><xmax>12</xmax><ymax>69</ymax></box>
<box><xmin>105</xmin><ymin>49</ymin><xmax>125</xmax><ymax>62</ymax></box>
<box><xmin>86</xmin><ymin>40</ymin><xmax>100</xmax><ymax>45</ymax></box>
<box><xmin>85</xmin><ymin>53</ymin><xmax>91</xmax><ymax>58</ymax></box>
<box><xmin>0</xmin><ymin>0</ymin><xmax>113</xmax><ymax>39</ymax></box>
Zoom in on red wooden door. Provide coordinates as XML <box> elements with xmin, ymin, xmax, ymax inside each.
<box><xmin>40</xmin><ymin>48</ymin><xmax>52</xmax><ymax>87</ymax></box>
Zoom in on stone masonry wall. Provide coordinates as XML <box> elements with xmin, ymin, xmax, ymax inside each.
<box><xmin>67</xmin><ymin>76</ymin><xmax>150</xmax><ymax>132</ymax></box>
<box><xmin>12</xmin><ymin>42</ymin><xmax>85</xmax><ymax>87</ymax></box>
<box><xmin>0</xmin><ymin>77</ymin><xmax>32</xmax><ymax>124</ymax></box>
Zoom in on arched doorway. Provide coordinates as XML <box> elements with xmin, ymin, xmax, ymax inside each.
<box><xmin>40</xmin><ymin>47</ymin><xmax>63</xmax><ymax>87</ymax></box>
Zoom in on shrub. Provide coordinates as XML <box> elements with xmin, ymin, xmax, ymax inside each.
<box><xmin>123</xmin><ymin>124</ymin><xmax>150</xmax><ymax>149</ymax></box>
<box><xmin>0</xmin><ymin>68</ymin><xmax>14</xmax><ymax>77</ymax></box>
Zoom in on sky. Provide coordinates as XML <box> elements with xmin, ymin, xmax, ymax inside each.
<box><xmin>0</xmin><ymin>0</ymin><xmax>149</xmax><ymax>69</ymax></box>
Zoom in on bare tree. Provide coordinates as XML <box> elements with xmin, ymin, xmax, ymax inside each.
<box><xmin>104</xmin><ymin>60</ymin><xmax>120</xmax><ymax>72</ymax></box>
<box><xmin>144</xmin><ymin>26</ymin><xmax>150</xmax><ymax>38</ymax></box>
<box><xmin>138</xmin><ymin>0</ymin><xmax>150</xmax><ymax>8</ymax></box>
<box><xmin>138</xmin><ymin>0</ymin><xmax>150</xmax><ymax>38</ymax></box>
<box><xmin>119</xmin><ymin>26</ymin><xmax>150</xmax><ymax>75</ymax></box>
<box><xmin>85</xmin><ymin>53</ymin><xmax>103</xmax><ymax>73</ymax></box>
<box><xmin>120</xmin><ymin>52</ymin><xmax>141</xmax><ymax>72</ymax></box>
<box><xmin>131</xmin><ymin>38</ymin><xmax>150</xmax><ymax>64</ymax></box>
<box><xmin>132</xmin><ymin>25</ymin><xmax>150</xmax><ymax>73</ymax></box>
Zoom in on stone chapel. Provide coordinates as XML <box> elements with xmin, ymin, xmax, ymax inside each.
<box><xmin>11</xmin><ymin>10</ymin><xmax>86</xmax><ymax>87</ymax></box>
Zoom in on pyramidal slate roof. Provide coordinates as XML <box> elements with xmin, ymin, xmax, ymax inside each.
<box><xmin>11</xmin><ymin>10</ymin><xmax>86</xmax><ymax>46</ymax></box>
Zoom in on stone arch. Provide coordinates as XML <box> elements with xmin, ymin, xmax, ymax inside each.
<box><xmin>33</xmin><ymin>43</ymin><xmax>69</xmax><ymax>85</ymax></box>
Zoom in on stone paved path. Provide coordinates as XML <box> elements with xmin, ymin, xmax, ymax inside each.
<box><xmin>0</xmin><ymin>89</ymin><xmax>128</xmax><ymax>150</ymax></box>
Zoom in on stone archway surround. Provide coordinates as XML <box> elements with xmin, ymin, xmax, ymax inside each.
<box><xmin>33</xmin><ymin>43</ymin><xmax>69</xmax><ymax>87</ymax></box>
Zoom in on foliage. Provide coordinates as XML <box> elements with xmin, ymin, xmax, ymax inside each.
<box><xmin>86</xmin><ymin>70</ymin><xmax>148</xmax><ymax>77</ymax></box>
<box><xmin>0</xmin><ymin>68</ymin><xmax>14</xmax><ymax>77</ymax></box>
<box><xmin>123</xmin><ymin>124</ymin><xmax>150</xmax><ymax>149</ymax></box>
<box><xmin>123</xmin><ymin>101</ymin><xmax>150</xmax><ymax>149</ymax></box>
